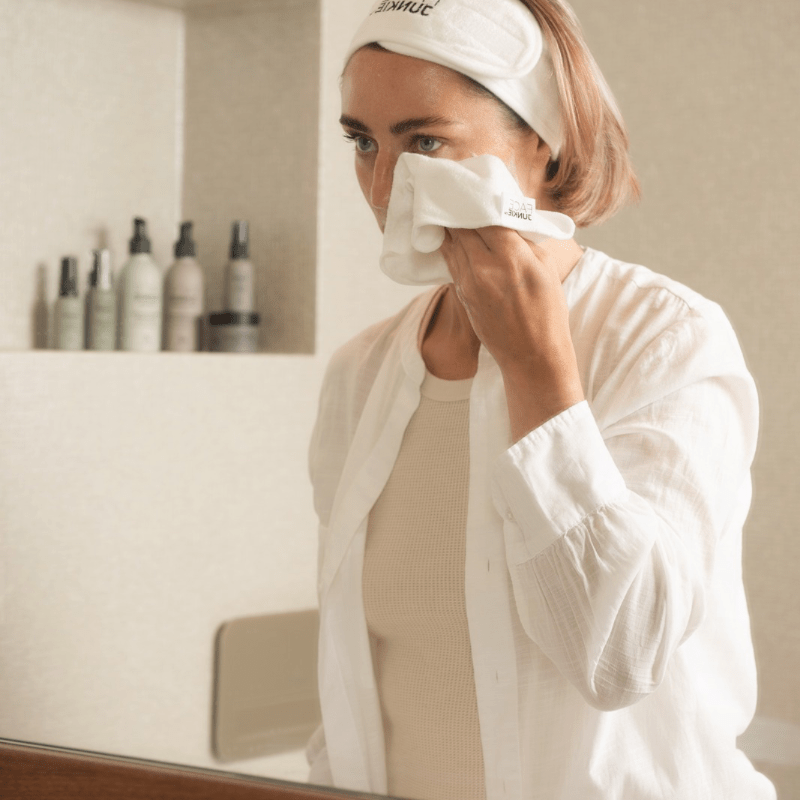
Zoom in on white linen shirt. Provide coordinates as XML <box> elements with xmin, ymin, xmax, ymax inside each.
<box><xmin>307</xmin><ymin>247</ymin><xmax>775</xmax><ymax>800</ymax></box>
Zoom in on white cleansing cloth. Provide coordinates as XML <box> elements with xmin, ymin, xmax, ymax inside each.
<box><xmin>380</xmin><ymin>153</ymin><xmax>575</xmax><ymax>286</ymax></box>
<box><xmin>345</xmin><ymin>0</ymin><xmax>563</xmax><ymax>158</ymax></box>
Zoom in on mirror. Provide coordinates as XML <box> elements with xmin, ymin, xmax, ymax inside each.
<box><xmin>0</xmin><ymin>737</ymin><xmax>390</xmax><ymax>800</ymax></box>
<box><xmin>2</xmin><ymin>0</ymin><xmax>798</xmax><ymax>797</ymax></box>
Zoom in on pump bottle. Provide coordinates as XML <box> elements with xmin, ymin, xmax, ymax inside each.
<box><xmin>54</xmin><ymin>256</ymin><xmax>84</xmax><ymax>350</ymax></box>
<box><xmin>224</xmin><ymin>220</ymin><xmax>255</xmax><ymax>313</ymax></box>
<box><xmin>86</xmin><ymin>249</ymin><xmax>116</xmax><ymax>351</ymax></box>
<box><xmin>164</xmin><ymin>221</ymin><xmax>205</xmax><ymax>352</ymax></box>
<box><xmin>118</xmin><ymin>217</ymin><xmax>163</xmax><ymax>352</ymax></box>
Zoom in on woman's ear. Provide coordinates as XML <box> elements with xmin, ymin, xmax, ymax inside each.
<box><xmin>520</xmin><ymin>131</ymin><xmax>554</xmax><ymax>207</ymax></box>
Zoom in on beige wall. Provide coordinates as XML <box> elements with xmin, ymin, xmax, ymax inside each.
<box><xmin>571</xmin><ymin>1</ymin><xmax>800</xmax><ymax>794</ymax></box>
<box><xmin>1</xmin><ymin>0</ymin><xmax>798</xmax><ymax>794</ymax></box>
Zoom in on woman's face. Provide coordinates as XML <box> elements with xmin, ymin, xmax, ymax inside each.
<box><xmin>340</xmin><ymin>47</ymin><xmax>549</xmax><ymax>232</ymax></box>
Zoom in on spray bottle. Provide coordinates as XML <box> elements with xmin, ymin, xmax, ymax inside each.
<box><xmin>118</xmin><ymin>217</ymin><xmax>162</xmax><ymax>352</ymax></box>
<box><xmin>54</xmin><ymin>256</ymin><xmax>84</xmax><ymax>350</ymax></box>
<box><xmin>164</xmin><ymin>221</ymin><xmax>204</xmax><ymax>351</ymax></box>
<box><xmin>86</xmin><ymin>249</ymin><xmax>116</xmax><ymax>351</ymax></box>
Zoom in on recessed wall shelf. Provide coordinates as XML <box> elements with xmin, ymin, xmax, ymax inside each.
<box><xmin>2</xmin><ymin>0</ymin><xmax>319</xmax><ymax>354</ymax></box>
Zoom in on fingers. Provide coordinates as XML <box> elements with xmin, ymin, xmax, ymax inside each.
<box><xmin>443</xmin><ymin>227</ymin><xmax>526</xmax><ymax>286</ymax></box>
<box><xmin>444</xmin><ymin>227</ymin><xmax>539</xmax><ymax>269</ymax></box>
<box><xmin>440</xmin><ymin>230</ymin><xmax>477</xmax><ymax>318</ymax></box>
<box><xmin>443</xmin><ymin>227</ymin><xmax>493</xmax><ymax>255</ymax></box>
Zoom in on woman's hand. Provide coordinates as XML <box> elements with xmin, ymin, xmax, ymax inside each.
<box><xmin>440</xmin><ymin>226</ymin><xmax>585</xmax><ymax>441</ymax></box>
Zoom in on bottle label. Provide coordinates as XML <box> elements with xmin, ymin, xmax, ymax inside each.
<box><xmin>166</xmin><ymin>316</ymin><xmax>201</xmax><ymax>352</ymax></box>
<box><xmin>87</xmin><ymin>293</ymin><xmax>116</xmax><ymax>350</ymax></box>
<box><xmin>56</xmin><ymin>304</ymin><xmax>84</xmax><ymax>350</ymax></box>
<box><xmin>226</xmin><ymin>263</ymin><xmax>255</xmax><ymax>313</ymax></box>
<box><xmin>167</xmin><ymin>294</ymin><xmax>203</xmax><ymax>314</ymax></box>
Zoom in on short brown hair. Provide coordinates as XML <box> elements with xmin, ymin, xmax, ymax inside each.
<box><xmin>518</xmin><ymin>0</ymin><xmax>640</xmax><ymax>226</ymax></box>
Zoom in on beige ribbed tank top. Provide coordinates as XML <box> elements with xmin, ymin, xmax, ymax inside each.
<box><xmin>363</xmin><ymin>370</ymin><xmax>485</xmax><ymax>800</ymax></box>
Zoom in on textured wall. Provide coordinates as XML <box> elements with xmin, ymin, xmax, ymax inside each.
<box><xmin>0</xmin><ymin>351</ymin><xmax>320</xmax><ymax>775</ymax></box>
<box><xmin>570</xmin><ymin>0</ymin><xmax>800</xmax><ymax>794</ymax></box>
<box><xmin>182</xmin><ymin>0</ymin><xmax>320</xmax><ymax>354</ymax></box>
<box><xmin>0</xmin><ymin>0</ymin><xmax>184</xmax><ymax>350</ymax></box>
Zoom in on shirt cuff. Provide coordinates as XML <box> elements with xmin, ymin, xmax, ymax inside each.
<box><xmin>492</xmin><ymin>401</ymin><xmax>627</xmax><ymax>563</ymax></box>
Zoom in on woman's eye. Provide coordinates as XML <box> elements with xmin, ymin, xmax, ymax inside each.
<box><xmin>416</xmin><ymin>137</ymin><xmax>442</xmax><ymax>153</ymax></box>
<box><xmin>354</xmin><ymin>136</ymin><xmax>374</xmax><ymax>153</ymax></box>
<box><xmin>343</xmin><ymin>133</ymin><xmax>375</xmax><ymax>153</ymax></box>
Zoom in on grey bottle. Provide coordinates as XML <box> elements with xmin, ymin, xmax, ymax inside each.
<box><xmin>54</xmin><ymin>256</ymin><xmax>84</xmax><ymax>351</ymax></box>
<box><xmin>164</xmin><ymin>222</ymin><xmax>204</xmax><ymax>352</ymax></box>
<box><xmin>86</xmin><ymin>249</ymin><xmax>116</xmax><ymax>351</ymax></box>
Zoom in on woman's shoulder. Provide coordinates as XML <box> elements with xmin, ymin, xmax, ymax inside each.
<box><xmin>571</xmin><ymin>248</ymin><xmax>753</xmax><ymax>414</ymax></box>
<box><xmin>571</xmin><ymin>246</ymin><xmax>742</xmax><ymax>356</ymax></box>
<box><xmin>574</xmin><ymin>247</ymin><xmax>722</xmax><ymax>322</ymax></box>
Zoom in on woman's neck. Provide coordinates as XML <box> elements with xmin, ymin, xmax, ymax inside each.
<box><xmin>421</xmin><ymin>286</ymin><xmax>481</xmax><ymax>380</ymax></box>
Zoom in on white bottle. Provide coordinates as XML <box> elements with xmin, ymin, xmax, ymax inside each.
<box><xmin>224</xmin><ymin>220</ymin><xmax>255</xmax><ymax>313</ymax></box>
<box><xmin>118</xmin><ymin>217</ymin><xmax>163</xmax><ymax>352</ymax></box>
<box><xmin>54</xmin><ymin>256</ymin><xmax>84</xmax><ymax>351</ymax></box>
<box><xmin>164</xmin><ymin>221</ymin><xmax>204</xmax><ymax>352</ymax></box>
<box><xmin>86</xmin><ymin>249</ymin><xmax>116</xmax><ymax>351</ymax></box>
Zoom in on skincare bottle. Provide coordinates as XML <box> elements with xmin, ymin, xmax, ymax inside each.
<box><xmin>224</xmin><ymin>220</ymin><xmax>255</xmax><ymax>313</ymax></box>
<box><xmin>118</xmin><ymin>217</ymin><xmax>163</xmax><ymax>352</ymax></box>
<box><xmin>86</xmin><ymin>249</ymin><xmax>116</xmax><ymax>351</ymax></box>
<box><xmin>164</xmin><ymin>221</ymin><xmax>204</xmax><ymax>352</ymax></box>
<box><xmin>54</xmin><ymin>256</ymin><xmax>84</xmax><ymax>350</ymax></box>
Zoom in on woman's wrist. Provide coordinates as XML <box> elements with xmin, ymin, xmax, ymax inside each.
<box><xmin>501</xmin><ymin>356</ymin><xmax>585</xmax><ymax>442</ymax></box>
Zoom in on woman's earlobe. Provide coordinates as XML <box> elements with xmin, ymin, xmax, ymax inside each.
<box><xmin>535</xmin><ymin>134</ymin><xmax>552</xmax><ymax>165</ymax></box>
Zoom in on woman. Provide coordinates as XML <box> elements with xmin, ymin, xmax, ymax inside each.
<box><xmin>307</xmin><ymin>1</ymin><xmax>776</xmax><ymax>798</ymax></box>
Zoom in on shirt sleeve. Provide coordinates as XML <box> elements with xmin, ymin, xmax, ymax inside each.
<box><xmin>490</xmin><ymin>311</ymin><xmax>759</xmax><ymax>711</ymax></box>
<box><xmin>306</xmin><ymin>722</ymin><xmax>333</xmax><ymax>785</ymax></box>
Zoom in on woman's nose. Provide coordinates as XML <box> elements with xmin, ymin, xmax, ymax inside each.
<box><xmin>370</xmin><ymin>153</ymin><xmax>396</xmax><ymax>210</ymax></box>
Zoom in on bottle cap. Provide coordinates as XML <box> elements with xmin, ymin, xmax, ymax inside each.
<box><xmin>130</xmin><ymin>217</ymin><xmax>152</xmax><ymax>254</ymax></box>
<box><xmin>59</xmin><ymin>257</ymin><xmax>79</xmax><ymax>298</ymax></box>
<box><xmin>174</xmin><ymin>221</ymin><xmax>196</xmax><ymax>258</ymax></box>
<box><xmin>89</xmin><ymin>249</ymin><xmax>113</xmax><ymax>290</ymax></box>
<box><xmin>230</xmin><ymin>220</ymin><xmax>249</xmax><ymax>259</ymax></box>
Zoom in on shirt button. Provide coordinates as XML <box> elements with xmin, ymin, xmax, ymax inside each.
<box><xmin>506</xmin><ymin>511</ymin><xmax>515</xmax><ymax>521</ymax></box>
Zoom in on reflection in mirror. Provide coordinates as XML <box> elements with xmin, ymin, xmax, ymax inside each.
<box><xmin>2</xmin><ymin>0</ymin><xmax>800</xmax><ymax>797</ymax></box>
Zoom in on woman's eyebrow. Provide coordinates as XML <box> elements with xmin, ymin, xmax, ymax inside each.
<box><xmin>389</xmin><ymin>116</ymin><xmax>454</xmax><ymax>135</ymax></box>
<box><xmin>339</xmin><ymin>114</ymin><xmax>370</xmax><ymax>133</ymax></box>
<box><xmin>339</xmin><ymin>115</ymin><xmax>456</xmax><ymax>135</ymax></box>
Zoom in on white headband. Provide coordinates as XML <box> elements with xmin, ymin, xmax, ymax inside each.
<box><xmin>344</xmin><ymin>0</ymin><xmax>564</xmax><ymax>159</ymax></box>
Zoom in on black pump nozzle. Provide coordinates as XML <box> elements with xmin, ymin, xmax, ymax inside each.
<box><xmin>175</xmin><ymin>221</ymin><xmax>196</xmax><ymax>258</ymax></box>
<box><xmin>130</xmin><ymin>217</ymin><xmax>152</xmax><ymax>254</ymax></box>
<box><xmin>59</xmin><ymin>256</ymin><xmax>79</xmax><ymax>298</ymax></box>
<box><xmin>230</xmin><ymin>220</ymin><xmax>249</xmax><ymax>259</ymax></box>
